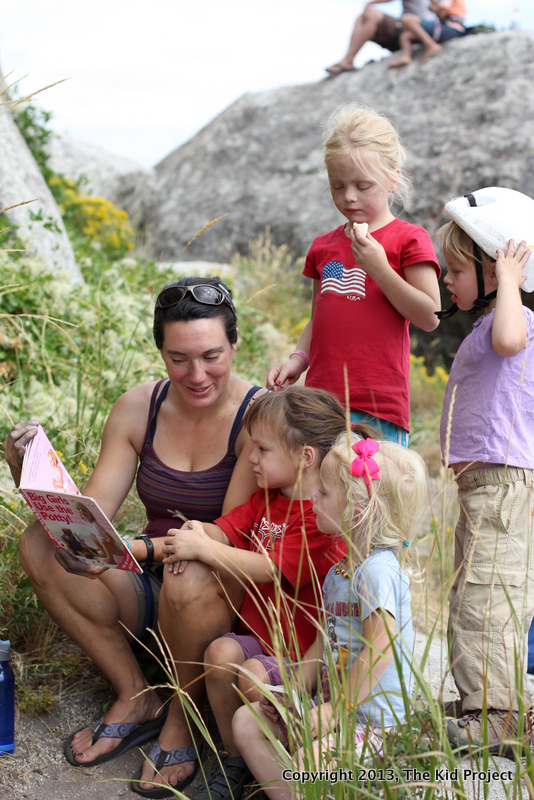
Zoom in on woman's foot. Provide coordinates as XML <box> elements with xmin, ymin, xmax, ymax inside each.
<box><xmin>137</xmin><ymin>723</ymin><xmax>197</xmax><ymax>792</ymax></box>
<box><xmin>67</xmin><ymin>690</ymin><xmax>164</xmax><ymax>765</ymax></box>
<box><xmin>388</xmin><ymin>54</ymin><xmax>412</xmax><ymax>69</ymax></box>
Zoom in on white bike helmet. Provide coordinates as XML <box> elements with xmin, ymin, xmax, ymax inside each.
<box><xmin>437</xmin><ymin>187</ymin><xmax>534</xmax><ymax>319</ymax></box>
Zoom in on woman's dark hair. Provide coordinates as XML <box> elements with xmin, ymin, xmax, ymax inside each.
<box><xmin>153</xmin><ymin>276</ymin><xmax>238</xmax><ymax>350</ymax></box>
<box><xmin>244</xmin><ymin>386</ymin><xmax>378</xmax><ymax>460</ymax></box>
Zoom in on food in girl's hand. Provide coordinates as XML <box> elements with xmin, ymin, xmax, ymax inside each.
<box><xmin>353</xmin><ymin>222</ymin><xmax>368</xmax><ymax>236</ymax></box>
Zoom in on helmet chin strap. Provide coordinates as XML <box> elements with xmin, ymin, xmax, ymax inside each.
<box><xmin>436</xmin><ymin>194</ymin><xmax>497</xmax><ymax>320</ymax></box>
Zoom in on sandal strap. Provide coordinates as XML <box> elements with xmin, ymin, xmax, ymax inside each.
<box><xmin>91</xmin><ymin>716</ymin><xmax>141</xmax><ymax>742</ymax></box>
<box><xmin>207</xmin><ymin>755</ymin><xmax>251</xmax><ymax>797</ymax></box>
<box><xmin>147</xmin><ymin>742</ymin><xmax>198</xmax><ymax>770</ymax></box>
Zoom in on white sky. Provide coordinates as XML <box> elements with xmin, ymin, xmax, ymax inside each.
<box><xmin>0</xmin><ymin>1</ymin><xmax>531</xmax><ymax>168</ymax></box>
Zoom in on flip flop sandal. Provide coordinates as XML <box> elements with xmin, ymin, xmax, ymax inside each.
<box><xmin>131</xmin><ymin>742</ymin><xmax>199</xmax><ymax>798</ymax></box>
<box><xmin>325</xmin><ymin>63</ymin><xmax>357</xmax><ymax>75</ymax></box>
<box><xmin>64</xmin><ymin>712</ymin><xmax>167</xmax><ymax>767</ymax></box>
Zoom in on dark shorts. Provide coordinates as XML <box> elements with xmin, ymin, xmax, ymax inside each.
<box><xmin>371</xmin><ymin>13</ymin><xmax>402</xmax><ymax>51</ymax></box>
<box><xmin>223</xmin><ymin>633</ymin><xmax>293</xmax><ymax>686</ymax></box>
<box><xmin>420</xmin><ymin>17</ymin><xmax>466</xmax><ymax>42</ymax></box>
<box><xmin>126</xmin><ymin>564</ymin><xmax>163</xmax><ymax>653</ymax></box>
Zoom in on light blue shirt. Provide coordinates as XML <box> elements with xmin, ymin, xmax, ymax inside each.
<box><xmin>322</xmin><ymin>548</ymin><xmax>413</xmax><ymax>729</ymax></box>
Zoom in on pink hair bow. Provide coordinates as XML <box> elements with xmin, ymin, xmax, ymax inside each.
<box><xmin>349</xmin><ymin>439</ymin><xmax>380</xmax><ymax>497</ymax></box>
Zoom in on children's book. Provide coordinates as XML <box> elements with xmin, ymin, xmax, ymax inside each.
<box><xmin>19</xmin><ymin>425</ymin><xmax>142</xmax><ymax>573</ymax></box>
<box><xmin>265</xmin><ymin>684</ymin><xmax>305</xmax><ymax>747</ymax></box>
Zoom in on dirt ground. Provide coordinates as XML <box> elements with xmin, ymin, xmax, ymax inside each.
<box><xmin>1</xmin><ymin>680</ymin><xmax>218</xmax><ymax>800</ymax></box>
<box><xmin>2</xmin><ymin>632</ymin><xmax>532</xmax><ymax>800</ymax></box>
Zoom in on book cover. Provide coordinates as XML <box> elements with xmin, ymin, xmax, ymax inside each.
<box><xmin>19</xmin><ymin>426</ymin><xmax>141</xmax><ymax>573</ymax></box>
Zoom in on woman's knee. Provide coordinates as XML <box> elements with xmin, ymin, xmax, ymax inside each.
<box><xmin>18</xmin><ymin>521</ymin><xmax>54</xmax><ymax>581</ymax></box>
<box><xmin>161</xmin><ymin>560</ymin><xmax>219</xmax><ymax>613</ymax></box>
<box><xmin>363</xmin><ymin>6</ymin><xmax>383</xmax><ymax>26</ymax></box>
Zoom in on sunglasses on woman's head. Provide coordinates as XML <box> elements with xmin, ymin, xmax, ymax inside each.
<box><xmin>155</xmin><ymin>284</ymin><xmax>236</xmax><ymax>318</ymax></box>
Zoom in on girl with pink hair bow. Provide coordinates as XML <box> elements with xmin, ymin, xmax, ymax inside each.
<box><xmin>232</xmin><ymin>434</ymin><xmax>428</xmax><ymax>799</ymax></box>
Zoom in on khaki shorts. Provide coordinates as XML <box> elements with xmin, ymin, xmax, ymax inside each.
<box><xmin>371</xmin><ymin>14</ymin><xmax>402</xmax><ymax>51</ymax></box>
<box><xmin>450</xmin><ymin>466</ymin><xmax>534</xmax><ymax>712</ymax></box>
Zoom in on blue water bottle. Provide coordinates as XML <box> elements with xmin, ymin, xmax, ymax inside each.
<box><xmin>0</xmin><ymin>640</ymin><xmax>15</xmax><ymax>755</ymax></box>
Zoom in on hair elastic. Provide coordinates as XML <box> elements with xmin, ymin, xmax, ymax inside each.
<box><xmin>403</xmin><ymin>540</ymin><xmax>410</xmax><ymax>547</ymax></box>
<box><xmin>349</xmin><ymin>439</ymin><xmax>380</xmax><ymax>498</ymax></box>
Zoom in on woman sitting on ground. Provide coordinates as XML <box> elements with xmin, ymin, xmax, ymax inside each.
<box><xmin>389</xmin><ymin>0</ymin><xmax>467</xmax><ymax>68</ymax></box>
<box><xmin>3</xmin><ymin>276</ymin><xmax>262</xmax><ymax>797</ymax></box>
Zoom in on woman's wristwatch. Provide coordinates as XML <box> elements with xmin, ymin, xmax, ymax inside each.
<box><xmin>135</xmin><ymin>533</ymin><xmax>154</xmax><ymax>568</ymax></box>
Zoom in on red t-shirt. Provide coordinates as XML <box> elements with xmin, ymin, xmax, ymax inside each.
<box><xmin>303</xmin><ymin>220</ymin><xmax>439</xmax><ymax>431</ymax></box>
<box><xmin>215</xmin><ymin>489</ymin><xmax>343</xmax><ymax>658</ymax></box>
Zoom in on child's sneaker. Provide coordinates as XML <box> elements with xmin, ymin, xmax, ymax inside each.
<box><xmin>442</xmin><ymin>699</ymin><xmax>462</xmax><ymax>718</ymax></box>
<box><xmin>447</xmin><ymin>709</ymin><xmax>530</xmax><ymax>760</ymax></box>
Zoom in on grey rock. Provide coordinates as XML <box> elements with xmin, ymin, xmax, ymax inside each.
<box><xmin>151</xmin><ymin>30</ymin><xmax>534</xmax><ymax>262</ymax></box>
<box><xmin>46</xmin><ymin>135</ymin><xmax>156</xmax><ymax>230</ymax></box>
<box><xmin>0</xmin><ymin>105</ymin><xmax>83</xmax><ymax>283</ymax></box>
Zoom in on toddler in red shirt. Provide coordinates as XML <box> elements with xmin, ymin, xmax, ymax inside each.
<box><xmin>162</xmin><ymin>387</ymin><xmax>375</xmax><ymax>800</ymax></box>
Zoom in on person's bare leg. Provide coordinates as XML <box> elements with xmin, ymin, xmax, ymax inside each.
<box><xmin>204</xmin><ymin>638</ymin><xmax>248</xmax><ymax>756</ymax></box>
<box><xmin>400</xmin><ymin>13</ymin><xmax>441</xmax><ymax>61</ymax></box>
<box><xmin>233</xmin><ymin>704</ymin><xmax>291</xmax><ymax>800</ymax></box>
<box><xmin>388</xmin><ymin>29</ymin><xmax>415</xmax><ymax>68</ymax></box>
<box><xmin>326</xmin><ymin>8</ymin><xmax>383</xmax><ymax>72</ymax></box>
<box><xmin>237</xmin><ymin>657</ymin><xmax>270</xmax><ymax>704</ymax></box>
<box><xmin>138</xmin><ymin>561</ymin><xmax>245</xmax><ymax>791</ymax></box>
<box><xmin>205</xmin><ymin>646</ymin><xmax>271</xmax><ymax>757</ymax></box>
<box><xmin>19</xmin><ymin>522</ymin><xmax>163</xmax><ymax>764</ymax></box>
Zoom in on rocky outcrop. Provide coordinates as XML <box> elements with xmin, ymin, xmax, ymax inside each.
<box><xmin>0</xmin><ymin>105</ymin><xmax>83</xmax><ymax>283</ymax></box>
<box><xmin>151</xmin><ymin>30</ymin><xmax>534</xmax><ymax>263</ymax></box>
<box><xmin>46</xmin><ymin>136</ymin><xmax>156</xmax><ymax>230</ymax></box>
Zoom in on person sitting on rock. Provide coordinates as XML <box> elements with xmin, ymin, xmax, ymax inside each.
<box><xmin>388</xmin><ymin>0</ymin><xmax>467</xmax><ymax>68</ymax></box>
<box><xmin>325</xmin><ymin>0</ymin><xmax>435</xmax><ymax>76</ymax></box>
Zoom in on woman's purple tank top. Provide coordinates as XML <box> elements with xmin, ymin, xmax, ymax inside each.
<box><xmin>136</xmin><ymin>380</ymin><xmax>259</xmax><ymax>537</ymax></box>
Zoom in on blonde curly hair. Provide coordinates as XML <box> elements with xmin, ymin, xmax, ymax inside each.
<box><xmin>327</xmin><ymin>432</ymin><xmax>428</xmax><ymax>572</ymax></box>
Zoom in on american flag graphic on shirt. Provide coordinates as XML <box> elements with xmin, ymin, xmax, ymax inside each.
<box><xmin>321</xmin><ymin>261</ymin><xmax>366</xmax><ymax>298</ymax></box>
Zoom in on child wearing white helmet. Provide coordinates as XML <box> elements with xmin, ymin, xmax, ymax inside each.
<box><xmin>438</xmin><ymin>187</ymin><xmax>534</xmax><ymax>759</ymax></box>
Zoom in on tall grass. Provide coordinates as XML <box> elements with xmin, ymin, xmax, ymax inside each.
<box><xmin>1</xmin><ymin>226</ymin><xmax>532</xmax><ymax>797</ymax></box>
<box><xmin>138</xmin><ymin>463</ymin><xmax>533</xmax><ymax>799</ymax></box>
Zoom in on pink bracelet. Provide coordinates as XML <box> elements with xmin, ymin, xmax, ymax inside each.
<box><xmin>290</xmin><ymin>350</ymin><xmax>310</xmax><ymax>370</ymax></box>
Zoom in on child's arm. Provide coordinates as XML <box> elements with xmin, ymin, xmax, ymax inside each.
<box><xmin>309</xmin><ymin>608</ymin><xmax>393</xmax><ymax>740</ymax></box>
<box><xmin>161</xmin><ymin>521</ymin><xmax>231</xmax><ymax>573</ymax></box>
<box><xmin>162</xmin><ymin>520</ymin><xmax>276</xmax><ymax>581</ymax></box>
<box><xmin>295</xmin><ymin>632</ymin><xmax>323</xmax><ymax>691</ymax></box>
<box><xmin>492</xmin><ymin>240</ymin><xmax>529</xmax><ymax>357</ymax></box>
<box><xmin>266</xmin><ymin>280</ymin><xmax>320</xmax><ymax>389</ymax></box>
<box><xmin>349</xmin><ymin>228</ymin><xmax>440</xmax><ymax>331</ymax></box>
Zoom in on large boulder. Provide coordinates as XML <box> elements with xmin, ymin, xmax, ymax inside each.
<box><xmin>151</xmin><ymin>30</ymin><xmax>534</xmax><ymax>263</ymax></box>
<box><xmin>46</xmin><ymin>135</ymin><xmax>156</xmax><ymax>230</ymax></box>
<box><xmin>0</xmin><ymin>104</ymin><xmax>83</xmax><ymax>283</ymax></box>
